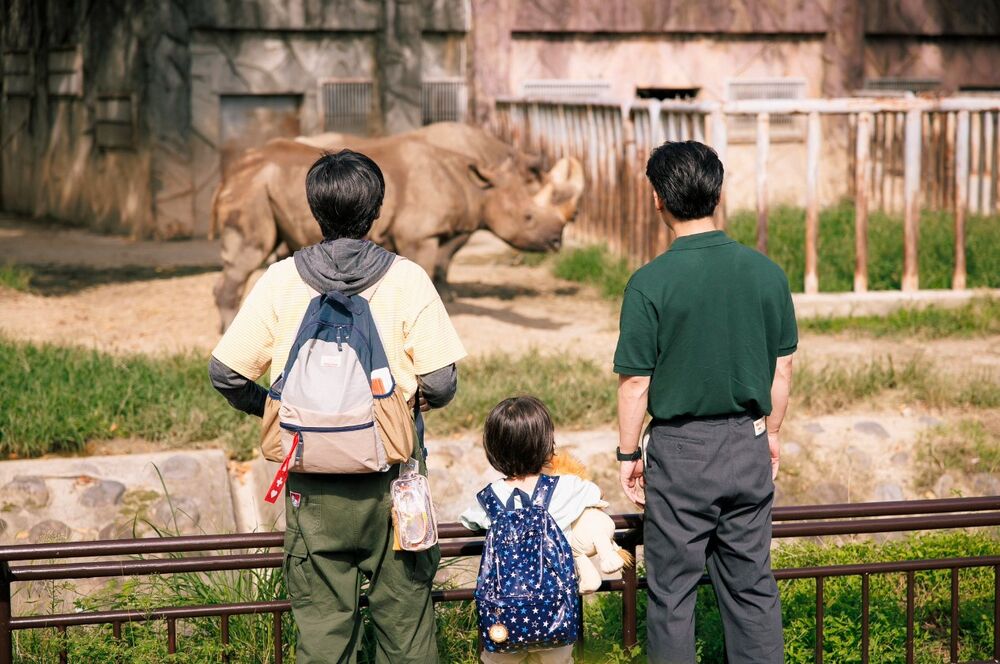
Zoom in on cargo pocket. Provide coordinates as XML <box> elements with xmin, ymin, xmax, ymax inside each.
<box><xmin>283</xmin><ymin>528</ymin><xmax>312</xmax><ymax>606</ymax></box>
<box><xmin>403</xmin><ymin>544</ymin><xmax>441</xmax><ymax>585</ymax></box>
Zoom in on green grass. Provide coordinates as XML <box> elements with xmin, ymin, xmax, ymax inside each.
<box><xmin>12</xmin><ymin>531</ymin><xmax>999</xmax><ymax>663</ymax></box>
<box><xmin>551</xmin><ymin>245</ymin><xmax>632</xmax><ymax>299</ymax></box>
<box><xmin>801</xmin><ymin>296</ymin><xmax>1000</xmax><ymax>338</ymax></box>
<box><xmin>425</xmin><ymin>350</ymin><xmax>617</xmax><ymax>435</ymax></box>
<box><xmin>728</xmin><ymin>205</ymin><xmax>1000</xmax><ymax>293</ymax></box>
<box><xmin>0</xmin><ymin>337</ymin><xmax>260</xmax><ymax>459</ymax></box>
<box><xmin>793</xmin><ymin>356</ymin><xmax>1000</xmax><ymax>412</ymax></box>
<box><xmin>0</xmin><ymin>262</ymin><xmax>33</xmax><ymax>292</ymax></box>
<box><xmin>914</xmin><ymin>417</ymin><xmax>1000</xmax><ymax>494</ymax></box>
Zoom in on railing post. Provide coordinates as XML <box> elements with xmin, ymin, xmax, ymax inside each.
<box><xmin>0</xmin><ymin>562</ymin><xmax>10</xmax><ymax>664</ymax></box>
<box><xmin>756</xmin><ymin>112</ymin><xmax>770</xmax><ymax>254</ymax></box>
<box><xmin>902</xmin><ymin>108</ymin><xmax>922</xmax><ymax>291</ymax></box>
<box><xmin>954</xmin><ymin>110</ymin><xmax>970</xmax><ymax>291</ymax></box>
<box><xmin>622</xmin><ymin>540</ymin><xmax>638</xmax><ymax>650</ymax></box>
<box><xmin>854</xmin><ymin>112</ymin><xmax>872</xmax><ymax>293</ymax></box>
<box><xmin>804</xmin><ymin>111</ymin><xmax>821</xmax><ymax>294</ymax></box>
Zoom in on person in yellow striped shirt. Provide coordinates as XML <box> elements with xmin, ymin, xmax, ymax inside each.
<box><xmin>210</xmin><ymin>149</ymin><xmax>466</xmax><ymax>664</ymax></box>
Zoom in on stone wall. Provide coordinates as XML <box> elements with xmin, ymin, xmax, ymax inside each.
<box><xmin>1</xmin><ymin>0</ymin><xmax>468</xmax><ymax>238</ymax></box>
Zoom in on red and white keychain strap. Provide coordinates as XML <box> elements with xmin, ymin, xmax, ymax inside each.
<box><xmin>264</xmin><ymin>432</ymin><xmax>299</xmax><ymax>504</ymax></box>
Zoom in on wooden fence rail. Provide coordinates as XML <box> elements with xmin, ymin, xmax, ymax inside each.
<box><xmin>493</xmin><ymin>95</ymin><xmax>1000</xmax><ymax>294</ymax></box>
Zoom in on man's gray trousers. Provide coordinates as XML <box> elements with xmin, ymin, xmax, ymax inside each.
<box><xmin>644</xmin><ymin>414</ymin><xmax>784</xmax><ymax>663</ymax></box>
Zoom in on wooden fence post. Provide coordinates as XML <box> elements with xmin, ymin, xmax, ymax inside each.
<box><xmin>756</xmin><ymin>113</ymin><xmax>770</xmax><ymax>254</ymax></box>
<box><xmin>954</xmin><ymin>110</ymin><xmax>970</xmax><ymax>290</ymax></box>
<box><xmin>902</xmin><ymin>108</ymin><xmax>922</xmax><ymax>292</ymax></box>
<box><xmin>710</xmin><ymin>105</ymin><xmax>728</xmax><ymax>229</ymax></box>
<box><xmin>805</xmin><ymin>111</ymin><xmax>821</xmax><ymax>294</ymax></box>
<box><xmin>854</xmin><ymin>112</ymin><xmax>872</xmax><ymax>293</ymax></box>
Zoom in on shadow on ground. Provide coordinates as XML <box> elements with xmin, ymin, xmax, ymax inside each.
<box><xmin>19</xmin><ymin>264</ymin><xmax>220</xmax><ymax>296</ymax></box>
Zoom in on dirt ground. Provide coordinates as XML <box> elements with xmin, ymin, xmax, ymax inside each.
<box><xmin>2</xmin><ymin>216</ymin><xmax>998</xmax><ymax>372</ymax></box>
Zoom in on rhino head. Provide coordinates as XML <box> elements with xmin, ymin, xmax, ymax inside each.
<box><xmin>471</xmin><ymin>157</ymin><xmax>585</xmax><ymax>252</ymax></box>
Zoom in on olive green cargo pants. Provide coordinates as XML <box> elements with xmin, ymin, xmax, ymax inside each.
<box><xmin>284</xmin><ymin>469</ymin><xmax>441</xmax><ymax>664</ymax></box>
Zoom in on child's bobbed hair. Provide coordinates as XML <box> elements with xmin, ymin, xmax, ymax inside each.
<box><xmin>483</xmin><ymin>396</ymin><xmax>555</xmax><ymax>479</ymax></box>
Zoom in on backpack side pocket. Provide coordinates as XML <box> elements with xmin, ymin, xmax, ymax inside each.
<box><xmin>374</xmin><ymin>389</ymin><xmax>417</xmax><ymax>465</ymax></box>
<box><xmin>261</xmin><ymin>394</ymin><xmax>284</xmax><ymax>462</ymax></box>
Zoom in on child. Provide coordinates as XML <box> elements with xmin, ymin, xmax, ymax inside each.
<box><xmin>461</xmin><ymin>396</ymin><xmax>606</xmax><ymax>664</ymax></box>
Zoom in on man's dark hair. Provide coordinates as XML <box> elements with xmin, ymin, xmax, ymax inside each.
<box><xmin>645</xmin><ymin>141</ymin><xmax>724</xmax><ymax>221</ymax></box>
<box><xmin>482</xmin><ymin>396</ymin><xmax>556</xmax><ymax>478</ymax></box>
<box><xmin>305</xmin><ymin>149</ymin><xmax>385</xmax><ymax>240</ymax></box>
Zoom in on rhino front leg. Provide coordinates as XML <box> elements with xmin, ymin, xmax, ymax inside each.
<box><xmin>394</xmin><ymin>235</ymin><xmax>441</xmax><ymax>285</ymax></box>
<box><xmin>432</xmin><ymin>233</ymin><xmax>472</xmax><ymax>300</ymax></box>
<box><xmin>214</xmin><ymin>226</ymin><xmax>276</xmax><ymax>332</ymax></box>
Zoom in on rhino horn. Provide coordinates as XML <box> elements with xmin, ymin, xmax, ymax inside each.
<box><xmin>535</xmin><ymin>158</ymin><xmax>585</xmax><ymax>221</ymax></box>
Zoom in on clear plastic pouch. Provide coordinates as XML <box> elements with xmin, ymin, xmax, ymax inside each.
<box><xmin>390</xmin><ymin>457</ymin><xmax>438</xmax><ymax>551</ymax></box>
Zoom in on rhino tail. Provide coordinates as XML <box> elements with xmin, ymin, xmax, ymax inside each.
<box><xmin>207</xmin><ymin>182</ymin><xmax>224</xmax><ymax>240</ymax></box>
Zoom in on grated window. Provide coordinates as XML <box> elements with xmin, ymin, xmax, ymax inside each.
<box><xmin>319</xmin><ymin>79</ymin><xmax>373</xmax><ymax>135</ymax></box>
<box><xmin>864</xmin><ymin>78</ymin><xmax>940</xmax><ymax>93</ymax></box>
<box><xmin>422</xmin><ymin>78</ymin><xmax>467</xmax><ymax>124</ymax></box>
<box><xmin>520</xmin><ymin>79</ymin><xmax>612</xmax><ymax>102</ymax></box>
<box><xmin>726</xmin><ymin>78</ymin><xmax>806</xmax><ymax>140</ymax></box>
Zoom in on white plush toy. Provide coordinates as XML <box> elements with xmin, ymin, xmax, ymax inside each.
<box><xmin>547</xmin><ymin>453</ymin><xmax>634</xmax><ymax>594</ymax></box>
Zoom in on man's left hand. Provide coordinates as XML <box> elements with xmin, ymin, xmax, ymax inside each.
<box><xmin>407</xmin><ymin>393</ymin><xmax>430</xmax><ymax>412</ymax></box>
<box><xmin>619</xmin><ymin>460</ymin><xmax>646</xmax><ymax>507</ymax></box>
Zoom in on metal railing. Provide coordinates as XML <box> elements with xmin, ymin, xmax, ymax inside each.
<box><xmin>0</xmin><ymin>496</ymin><xmax>999</xmax><ymax>663</ymax></box>
<box><xmin>492</xmin><ymin>95</ymin><xmax>1000</xmax><ymax>294</ymax></box>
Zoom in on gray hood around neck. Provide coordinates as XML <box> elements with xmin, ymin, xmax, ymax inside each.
<box><xmin>293</xmin><ymin>239</ymin><xmax>396</xmax><ymax>296</ymax></box>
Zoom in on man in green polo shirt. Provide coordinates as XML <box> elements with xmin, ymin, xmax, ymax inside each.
<box><xmin>614</xmin><ymin>141</ymin><xmax>796</xmax><ymax>663</ymax></box>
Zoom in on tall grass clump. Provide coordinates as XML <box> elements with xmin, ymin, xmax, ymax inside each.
<box><xmin>728</xmin><ymin>205</ymin><xmax>1000</xmax><ymax>292</ymax></box>
<box><xmin>552</xmin><ymin>246</ymin><xmax>632</xmax><ymax>299</ymax></box>
<box><xmin>914</xmin><ymin>418</ymin><xmax>1000</xmax><ymax>494</ymax></box>
<box><xmin>801</xmin><ymin>296</ymin><xmax>1000</xmax><ymax>338</ymax></box>
<box><xmin>0</xmin><ymin>262</ymin><xmax>33</xmax><ymax>292</ymax></box>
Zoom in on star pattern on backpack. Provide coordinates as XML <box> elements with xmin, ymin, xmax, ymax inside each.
<box><xmin>474</xmin><ymin>475</ymin><xmax>580</xmax><ymax>653</ymax></box>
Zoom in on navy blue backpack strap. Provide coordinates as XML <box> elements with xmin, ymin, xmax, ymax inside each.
<box><xmin>503</xmin><ymin>488</ymin><xmax>532</xmax><ymax>511</ymax></box>
<box><xmin>476</xmin><ymin>485</ymin><xmax>507</xmax><ymax>523</ymax></box>
<box><xmin>530</xmin><ymin>474</ymin><xmax>560</xmax><ymax>510</ymax></box>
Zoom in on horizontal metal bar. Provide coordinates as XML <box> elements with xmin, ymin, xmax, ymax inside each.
<box><xmin>773</xmin><ymin>555</ymin><xmax>1000</xmax><ymax>581</ymax></box>
<box><xmin>0</xmin><ymin>496</ymin><xmax>996</xmax><ymax>567</ymax></box>
<box><xmin>773</xmin><ymin>510</ymin><xmax>1000</xmax><ymax>538</ymax></box>
<box><xmin>8</xmin><ymin>553</ymin><xmax>284</xmax><ymax>582</ymax></box>
<box><xmin>770</xmin><ymin>496</ymin><xmax>1000</xmax><ymax>521</ymax></box>
<box><xmin>0</xmin><ymin>532</ymin><xmax>283</xmax><ymax>562</ymax></box>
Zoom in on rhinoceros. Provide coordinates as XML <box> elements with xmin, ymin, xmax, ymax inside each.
<box><xmin>211</xmin><ymin>123</ymin><xmax>584</xmax><ymax>330</ymax></box>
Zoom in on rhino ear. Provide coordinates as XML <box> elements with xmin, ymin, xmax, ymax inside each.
<box><xmin>467</xmin><ymin>163</ymin><xmax>495</xmax><ymax>189</ymax></box>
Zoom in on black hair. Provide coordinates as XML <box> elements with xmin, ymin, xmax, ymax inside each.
<box><xmin>482</xmin><ymin>396</ymin><xmax>556</xmax><ymax>478</ymax></box>
<box><xmin>305</xmin><ymin>149</ymin><xmax>385</xmax><ymax>240</ymax></box>
<box><xmin>645</xmin><ymin>141</ymin><xmax>724</xmax><ymax>221</ymax></box>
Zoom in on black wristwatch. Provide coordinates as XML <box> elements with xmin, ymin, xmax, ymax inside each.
<box><xmin>616</xmin><ymin>446</ymin><xmax>642</xmax><ymax>461</ymax></box>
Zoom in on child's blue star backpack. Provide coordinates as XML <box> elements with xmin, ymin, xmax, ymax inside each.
<box><xmin>474</xmin><ymin>474</ymin><xmax>580</xmax><ymax>653</ymax></box>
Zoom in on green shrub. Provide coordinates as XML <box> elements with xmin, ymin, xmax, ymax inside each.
<box><xmin>727</xmin><ymin>205</ymin><xmax>1000</xmax><ymax>293</ymax></box>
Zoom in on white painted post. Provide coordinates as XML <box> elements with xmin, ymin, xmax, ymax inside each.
<box><xmin>804</xmin><ymin>111</ymin><xmax>821</xmax><ymax>294</ymax></box>
<box><xmin>854</xmin><ymin>112</ymin><xmax>872</xmax><ymax>293</ymax></box>
<box><xmin>711</xmin><ymin>106</ymin><xmax>728</xmax><ymax>228</ymax></box>
<box><xmin>902</xmin><ymin>108</ymin><xmax>922</xmax><ymax>292</ymax></box>
<box><xmin>954</xmin><ymin>110</ymin><xmax>970</xmax><ymax>290</ymax></box>
<box><xmin>756</xmin><ymin>113</ymin><xmax>770</xmax><ymax>254</ymax></box>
